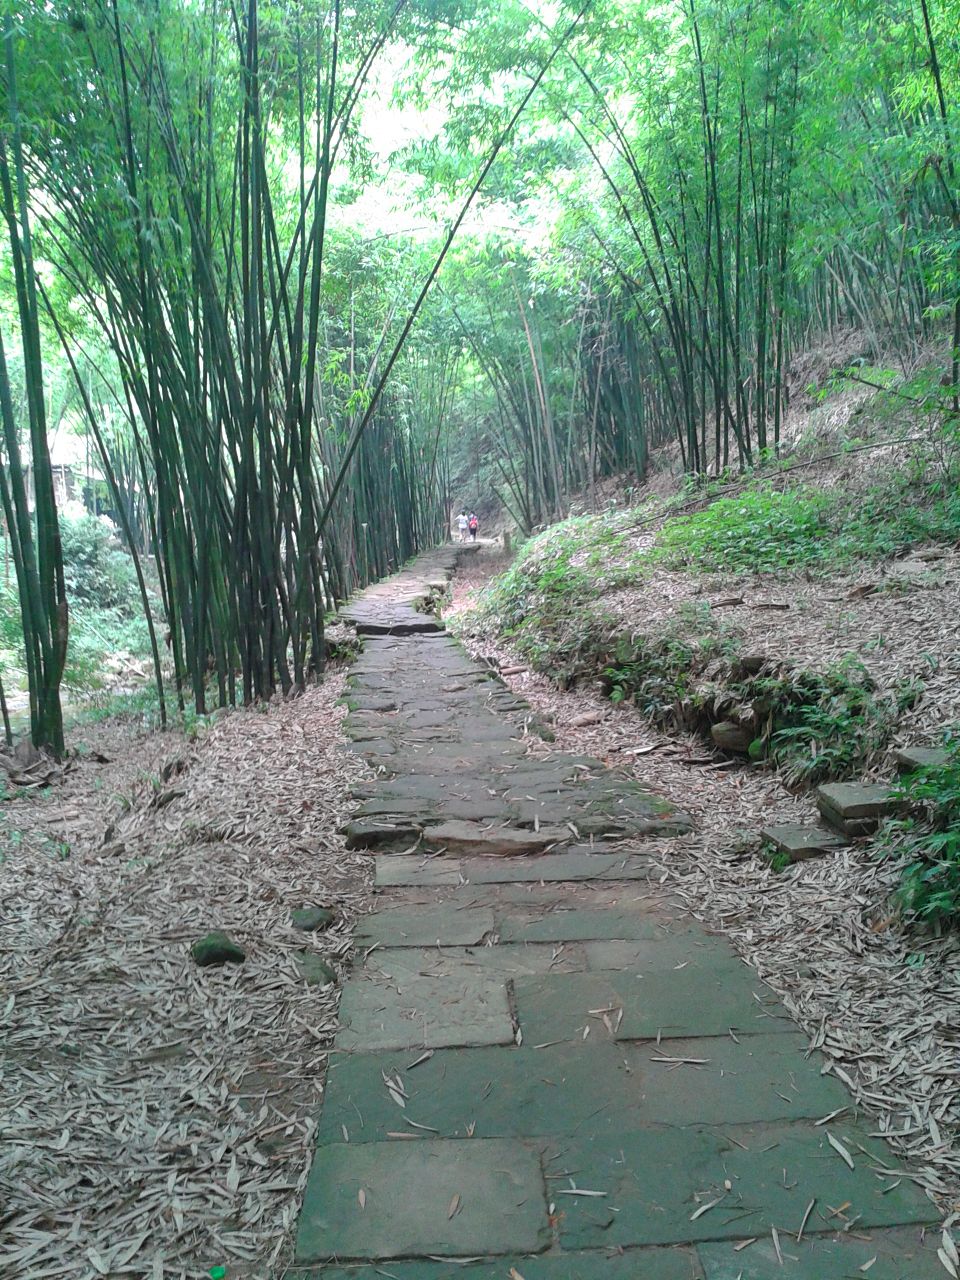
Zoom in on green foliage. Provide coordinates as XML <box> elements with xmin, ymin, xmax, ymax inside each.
<box><xmin>71</xmin><ymin>685</ymin><xmax>212</xmax><ymax>739</ymax></box>
<box><xmin>655</xmin><ymin>488</ymin><xmax>833</xmax><ymax>572</ymax></box>
<box><xmin>762</xmin><ymin>842</ymin><xmax>793</xmax><ymax>874</ymax></box>
<box><xmin>466</xmin><ymin>494</ymin><xmax>925</xmax><ymax>789</ymax></box>
<box><xmin>879</xmin><ymin>734</ymin><xmax>960</xmax><ymax>927</ymax></box>
<box><xmin>0</xmin><ymin>520</ymin><xmax>152</xmax><ymax>696</ymax></box>
<box><xmin>654</xmin><ymin>480</ymin><xmax>960</xmax><ymax>575</ymax></box>
<box><xmin>763</xmin><ymin>660</ymin><xmax>921</xmax><ymax>787</ymax></box>
<box><xmin>59</xmin><ymin>516</ymin><xmax>139</xmax><ymax>611</ymax></box>
<box><xmin>600</xmin><ymin>605</ymin><xmax>733</xmax><ymax>722</ymax></box>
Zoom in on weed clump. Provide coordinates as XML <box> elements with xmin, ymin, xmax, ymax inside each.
<box><xmin>878</xmin><ymin>733</ymin><xmax>960</xmax><ymax>926</ymax></box>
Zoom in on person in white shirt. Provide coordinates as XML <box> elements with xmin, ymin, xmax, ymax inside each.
<box><xmin>456</xmin><ymin>510</ymin><xmax>469</xmax><ymax>543</ymax></box>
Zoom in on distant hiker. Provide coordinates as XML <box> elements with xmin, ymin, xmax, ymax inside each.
<box><xmin>457</xmin><ymin>510</ymin><xmax>469</xmax><ymax>543</ymax></box>
<box><xmin>468</xmin><ymin>512</ymin><xmax>479</xmax><ymax>541</ymax></box>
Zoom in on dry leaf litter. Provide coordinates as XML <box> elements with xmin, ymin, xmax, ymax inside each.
<box><xmin>0</xmin><ymin>673</ymin><xmax>371</xmax><ymax>1279</ymax></box>
<box><xmin>449</xmin><ymin>542</ymin><xmax>960</xmax><ymax>1220</ymax></box>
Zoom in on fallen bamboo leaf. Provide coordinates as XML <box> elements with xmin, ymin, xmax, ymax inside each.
<box><xmin>827</xmin><ymin>1132</ymin><xmax>855</xmax><ymax>1169</ymax></box>
<box><xmin>448</xmin><ymin>1193</ymin><xmax>461</xmax><ymax>1219</ymax></box>
<box><xmin>650</xmin><ymin>1054</ymin><xmax>711</xmax><ymax>1065</ymax></box>
<box><xmin>797</xmin><ymin>1198</ymin><xmax>816</xmax><ymax>1242</ymax></box>
<box><xmin>814</xmin><ymin>1107</ymin><xmax>848</xmax><ymax>1126</ymax></box>
<box><xmin>690</xmin><ymin>1196</ymin><xmax>723</xmax><ymax>1220</ymax></box>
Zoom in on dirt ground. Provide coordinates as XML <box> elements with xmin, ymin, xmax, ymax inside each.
<box><xmin>447</xmin><ymin>543</ymin><xmax>960</xmax><ymax>1222</ymax></box>
<box><xmin>0</xmin><ymin>676</ymin><xmax>371</xmax><ymax>1278</ymax></box>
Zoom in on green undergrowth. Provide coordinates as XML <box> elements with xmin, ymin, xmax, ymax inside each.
<box><xmin>1</xmin><ymin>515</ymin><xmax>157</xmax><ymax>696</ymax></box>
<box><xmin>654</xmin><ymin>477</ymin><xmax>960</xmax><ymax>574</ymax></box>
<box><xmin>875</xmin><ymin>732</ymin><xmax>960</xmax><ymax>927</ymax></box>
<box><xmin>762</xmin><ymin>661</ymin><xmax>922</xmax><ymax>787</ymax></box>
<box><xmin>68</xmin><ymin>685</ymin><xmax>214</xmax><ymax>739</ymax></box>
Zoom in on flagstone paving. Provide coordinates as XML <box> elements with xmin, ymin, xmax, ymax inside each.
<box><xmin>290</xmin><ymin>547</ymin><xmax>939</xmax><ymax>1277</ymax></box>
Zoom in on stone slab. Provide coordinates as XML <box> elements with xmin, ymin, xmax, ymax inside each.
<box><xmin>318</xmin><ymin>1042</ymin><xmax>636</xmax><ymax>1143</ymax></box>
<box><xmin>319</xmin><ymin>1032</ymin><xmax>845</xmax><ymax>1147</ymax></box>
<box><xmin>760</xmin><ymin>822</ymin><xmax>847</xmax><ymax>860</ymax></box>
<box><xmin>342</xmin><ymin>818</ymin><xmax>421</xmax><ymax>850</ymax></box>
<box><xmin>547</xmin><ymin>1120</ymin><xmax>935</xmax><ymax>1251</ymax></box>
<box><xmin>514</xmin><ymin>969</ymin><xmax>791</xmax><ymax>1044</ymax></box>
<box><xmin>614</xmin><ymin>965</ymin><xmax>790</xmax><ymax>1040</ymax></box>
<box><xmin>895</xmin><ymin>746</ymin><xmax>949</xmax><ymax>774</ymax></box>
<box><xmin>583</xmin><ymin>934</ymin><xmax>742</xmax><ymax>974</ymax></box>
<box><xmin>375</xmin><ymin>856</ymin><xmax>463</xmax><ymax>887</ymax></box>
<box><xmin>817</xmin><ymin>782</ymin><xmax>902</xmax><ymax>835</ymax></box>
<box><xmin>462</xmin><ymin>852</ymin><xmax>652</xmax><ymax>883</ymax></box>
<box><xmin>500</xmin><ymin>908</ymin><xmax>665</xmax><ymax>944</ymax></box>
<box><xmin>354</xmin><ymin>795</ymin><xmax>435</xmax><ymax>817</ymax></box>
<box><xmin>422</xmin><ymin>820</ymin><xmax>571</xmax><ymax>857</ymax></box>
<box><xmin>290</xmin><ymin>1245</ymin><xmax>705</xmax><ymax>1279</ymax></box>
<box><xmin>295</xmin><ymin>1138</ymin><xmax>549</xmax><ymax>1261</ymax></box>
<box><xmin>365</xmin><ymin>943</ymin><xmax>588</xmax><ymax>979</ymax></box>
<box><xmin>817</xmin><ymin>781</ymin><xmax>900</xmax><ymax>819</ymax></box>
<box><xmin>336</xmin><ymin>971</ymin><xmax>514</xmax><ymax>1052</ymax></box>
<box><xmin>618</xmin><ymin>1032</ymin><xmax>849</xmax><ymax>1124</ymax></box>
<box><xmin>698</xmin><ymin>1225</ymin><xmax>944</xmax><ymax>1278</ymax></box>
<box><xmin>355</xmin><ymin>905</ymin><xmax>495</xmax><ymax>948</ymax></box>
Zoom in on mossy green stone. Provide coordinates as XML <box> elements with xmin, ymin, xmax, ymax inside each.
<box><xmin>191</xmin><ymin>931</ymin><xmax>245</xmax><ymax>966</ymax></box>
<box><xmin>296</xmin><ymin>952</ymin><xmax>337</xmax><ymax>986</ymax></box>
<box><xmin>292</xmin><ymin>907</ymin><xmax>335</xmax><ymax>932</ymax></box>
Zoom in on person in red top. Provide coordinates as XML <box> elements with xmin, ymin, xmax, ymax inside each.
<box><xmin>468</xmin><ymin>512</ymin><xmax>479</xmax><ymax>541</ymax></box>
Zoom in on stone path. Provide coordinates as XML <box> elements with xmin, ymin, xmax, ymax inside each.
<box><xmin>290</xmin><ymin>548</ymin><xmax>941</xmax><ymax>1279</ymax></box>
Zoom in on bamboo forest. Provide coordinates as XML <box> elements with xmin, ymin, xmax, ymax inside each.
<box><xmin>3</xmin><ymin>0</ymin><xmax>960</xmax><ymax>1276</ymax></box>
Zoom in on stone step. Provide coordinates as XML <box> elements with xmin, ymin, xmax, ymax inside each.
<box><xmin>421</xmin><ymin>819</ymin><xmax>571</xmax><ymax>858</ymax></box>
<box><xmin>353</xmin><ymin>617</ymin><xmax>444</xmax><ymax>636</ymax></box>
<box><xmin>761</xmin><ymin>821</ymin><xmax>847</xmax><ymax>862</ymax></box>
<box><xmin>816</xmin><ymin>782</ymin><xmax>904</xmax><ymax>837</ymax></box>
<box><xmin>894</xmin><ymin>745</ymin><xmax>949</xmax><ymax>774</ymax></box>
<box><xmin>341</xmin><ymin>817</ymin><xmax>422</xmax><ymax>851</ymax></box>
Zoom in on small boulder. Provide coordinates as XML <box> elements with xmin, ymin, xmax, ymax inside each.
<box><xmin>295</xmin><ymin>952</ymin><xmax>337</xmax><ymax>986</ymax></box>
<box><xmin>711</xmin><ymin>720</ymin><xmax>753</xmax><ymax>753</ymax></box>
<box><xmin>191</xmin><ymin>931</ymin><xmax>246</xmax><ymax>967</ymax></box>
<box><xmin>291</xmin><ymin>906</ymin><xmax>336</xmax><ymax>932</ymax></box>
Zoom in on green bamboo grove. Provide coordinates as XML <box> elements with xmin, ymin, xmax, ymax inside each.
<box><xmin>425</xmin><ymin>0</ymin><xmax>958</xmax><ymax>525</ymax></box>
<box><xmin>0</xmin><ymin>0</ymin><xmax>957</xmax><ymax>750</ymax></box>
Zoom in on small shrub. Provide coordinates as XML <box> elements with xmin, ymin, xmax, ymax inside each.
<box><xmin>763</xmin><ymin>660</ymin><xmax>922</xmax><ymax>787</ymax></box>
<box><xmin>761</xmin><ymin>841</ymin><xmax>792</xmax><ymax>874</ymax></box>
<box><xmin>880</xmin><ymin>733</ymin><xmax>960</xmax><ymax>926</ymax></box>
<box><xmin>60</xmin><ymin>515</ymin><xmax>139</xmax><ymax>611</ymax></box>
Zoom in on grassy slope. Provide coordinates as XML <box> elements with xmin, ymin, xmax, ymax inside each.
<box><xmin>460</xmin><ymin>381</ymin><xmax>960</xmax><ymax>791</ymax></box>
